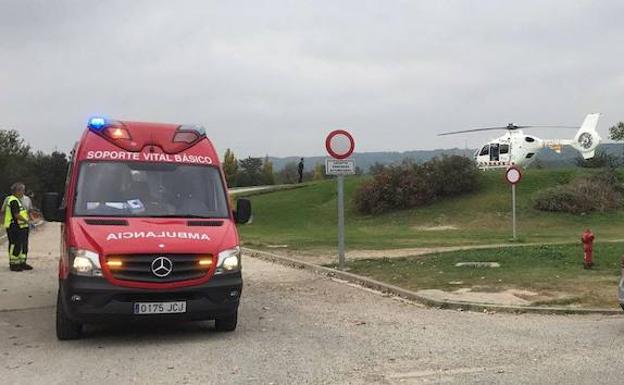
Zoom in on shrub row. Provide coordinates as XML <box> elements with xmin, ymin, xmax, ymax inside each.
<box><xmin>353</xmin><ymin>156</ymin><xmax>481</xmax><ymax>214</ymax></box>
<box><xmin>533</xmin><ymin>172</ymin><xmax>622</xmax><ymax>214</ymax></box>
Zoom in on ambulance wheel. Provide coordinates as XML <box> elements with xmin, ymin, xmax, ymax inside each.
<box><xmin>56</xmin><ymin>289</ymin><xmax>83</xmax><ymax>340</ymax></box>
<box><xmin>214</xmin><ymin>311</ymin><xmax>237</xmax><ymax>332</ymax></box>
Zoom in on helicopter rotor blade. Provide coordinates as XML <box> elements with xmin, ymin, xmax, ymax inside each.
<box><xmin>438</xmin><ymin>127</ymin><xmax>513</xmax><ymax>136</ymax></box>
<box><xmin>438</xmin><ymin>125</ymin><xmax>579</xmax><ymax>136</ymax></box>
<box><xmin>520</xmin><ymin>125</ymin><xmax>579</xmax><ymax>129</ymax></box>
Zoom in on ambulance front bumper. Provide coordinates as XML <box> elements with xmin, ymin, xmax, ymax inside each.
<box><xmin>59</xmin><ymin>272</ymin><xmax>242</xmax><ymax>323</ymax></box>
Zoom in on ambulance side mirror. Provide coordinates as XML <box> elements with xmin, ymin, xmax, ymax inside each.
<box><xmin>234</xmin><ymin>198</ymin><xmax>252</xmax><ymax>224</ymax></box>
<box><xmin>42</xmin><ymin>192</ymin><xmax>65</xmax><ymax>222</ymax></box>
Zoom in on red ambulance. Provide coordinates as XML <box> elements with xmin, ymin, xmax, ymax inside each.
<box><xmin>42</xmin><ymin>117</ymin><xmax>251</xmax><ymax>340</ymax></box>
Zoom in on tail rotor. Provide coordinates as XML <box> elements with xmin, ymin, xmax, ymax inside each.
<box><xmin>572</xmin><ymin>113</ymin><xmax>602</xmax><ymax>159</ymax></box>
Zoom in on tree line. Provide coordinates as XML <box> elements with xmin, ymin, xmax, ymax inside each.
<box><xmin>3</xmin><ymin>120</ymin><xmax>623</xmax><ymax>204</ymax></box>
<box><xmin>0</xmin><ymin>129</ymin><xmax>69</xmax><ymax>206</ymax></box>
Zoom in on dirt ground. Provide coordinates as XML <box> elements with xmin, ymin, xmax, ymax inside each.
<box><xmin>3</xmin><ymin>223</ymin><xmax>624</xmax><ymax>385</ymax></box>
<box><xmin>269</xmin><ymin>242</ymin><xmax>576</xmax><ymax>266</ymax></box>
<box><xmin>261</xmin><ymin>243</ymin><xmax>618</xmax><ymax>308</ymax></box>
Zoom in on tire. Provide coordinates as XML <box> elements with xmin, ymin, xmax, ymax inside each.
<box><xmin>56</xmin><ymin>289</ymin><xmax>83</xmax><ymax>340</ymax></box>
<box><xmin>214</xmin><ymin>311</ymin><xmax>238</xmax><ymax>332</ymax></box>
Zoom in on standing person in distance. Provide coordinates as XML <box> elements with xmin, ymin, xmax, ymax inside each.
<box><xmin>297</xmin><ymin>158</ymin><xmax>304</xmax><ymax>184</ymax></box>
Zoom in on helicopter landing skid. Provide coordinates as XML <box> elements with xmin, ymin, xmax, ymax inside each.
<box><xmin>477</xmin><ymin>161</ymin><xmax>512</xmax><ymax>170</ymax></box>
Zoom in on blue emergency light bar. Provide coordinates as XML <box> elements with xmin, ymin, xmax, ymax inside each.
<box><xmin>88</xmin><ymin>117</ymin><xmax>107</xmax><ymax>131</ymax></box>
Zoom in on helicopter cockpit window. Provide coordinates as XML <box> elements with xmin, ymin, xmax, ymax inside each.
<box><xmin>479</xmin><ymin>145</ymin><xmax>489</xmax><ymax>156</ymax></box>
<box><xmin>525</xmin><ymin>137</ymin><xmax>536</xmax><ymax>143</ymax></box>
<box><xmin>500</xmin><ymin>144</ymin><xmax>509</xmax><ymax>154</ymax></box>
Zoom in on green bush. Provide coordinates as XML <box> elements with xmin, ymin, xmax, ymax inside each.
<box><xmin>575</xmin><ymin>150</ymin><xmax>619</xmax><ymax>169</ymax></box>
<box><xmin>353</xmin><ymin>156</ymin><xmax>481</xmax><ymax>214</ymax></box>
<box><xmin>423</xmin><ymin>156</ymin><xmax>482</xmax><ymax>197</ymax></box>
<box><xmin>533</xmin><ymin>172</ymin><xmax>622</xmax><ymax>214</ymax></box>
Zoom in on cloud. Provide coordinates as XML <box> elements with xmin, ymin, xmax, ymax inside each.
<box><xmin>1</xmin><ymin>0</ymin><xmax>623</xmax><ymax>157</ymax></box>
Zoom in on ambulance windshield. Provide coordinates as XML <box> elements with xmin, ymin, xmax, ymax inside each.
<box><xmin>74</xmin><ymin>161</ymin><xmax>229</xmax><ymax>218</ymax></box>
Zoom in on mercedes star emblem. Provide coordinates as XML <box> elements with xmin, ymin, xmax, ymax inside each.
<box><xmin>151</xmin><ymin>256</ymin><xmax>173</xmax><ymax>277</ymax></box>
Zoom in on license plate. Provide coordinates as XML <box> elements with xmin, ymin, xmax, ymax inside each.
<box><xmin>133</xmin><ymin>301</ymin><xmax>186</xmax><ymax>315</ymax></box>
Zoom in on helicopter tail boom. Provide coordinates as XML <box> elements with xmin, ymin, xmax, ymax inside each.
<box><xmin>542</xmin><ymin>113</ymin><xmax>601</xmax><ymax>159</ymax></box>
<box><xmin>573</xmin><ymin>113</ymin><xmax>601</xmax><ymax>159</ymax></box>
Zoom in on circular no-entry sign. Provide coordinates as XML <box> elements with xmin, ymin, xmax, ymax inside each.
<box><xmin>325</xmin><ymin>129</ymin><xmax>355</xmax><ymax>160</ymax></box>
<box><xmin>505</xmin><ymin>166</ymin><xmax>522</xmax><ymax>185</ymax></box>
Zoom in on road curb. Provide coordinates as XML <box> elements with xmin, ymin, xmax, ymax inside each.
<box><xmin>244</xmin><ymin>247</ymin><xmax>623</xmax><ymax>316</ymax></box>
<box><xmin>230</xmin><ymin>184</ymin><xmax>308</xmax><ymax>198</ymax></box>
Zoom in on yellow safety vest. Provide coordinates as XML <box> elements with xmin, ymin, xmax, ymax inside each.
<box><xmin>4</xmin><ymin>195</ymin><xmax>28</xmax><ymax>229</ymax></box>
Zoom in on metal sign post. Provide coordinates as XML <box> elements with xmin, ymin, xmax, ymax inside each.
<box><xmin>325</xmin><ymin>158</ymin><xmax>356</xmax><ymax>269</ymax></box>
<box><xmin>512</xmin><ymin>183</ymin><xmax>517</xmax><ymax>240</ymax></box>
<box><xmin>336</xmin><ymin>175</ymin><xmax>345</xmax><ymax>269</ymax></box>
<box><xmin>325</xmin><ymin>130</ymin><xmax>355</xmax><ymax>270</ymax></box>
<box><xmin>505</xmin><ymin>166</ymin><xmax>522</xmax><ymax>241</ymax></box>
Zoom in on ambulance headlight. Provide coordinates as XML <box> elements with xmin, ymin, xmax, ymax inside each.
<box><xmin>216</xmin><ymin>247</ymin><xmax>241</xmax><ymax>274</ymax></box>
<box><xmin>69</xmin><ymin>248</ymin><xmax>102</xmax><ymax>277</ymax></box>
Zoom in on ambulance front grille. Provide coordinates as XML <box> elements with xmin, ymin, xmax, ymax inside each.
<box><xmin>106</xmin><ymin>254</ymin><xmax>211</xmax><ymax>283</ymax></box>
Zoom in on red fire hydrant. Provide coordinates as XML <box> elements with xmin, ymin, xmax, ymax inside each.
<box><xmin>581</xmin><ymin>229</ymin><xmax>595</xmax><ymax>269</ymax></box>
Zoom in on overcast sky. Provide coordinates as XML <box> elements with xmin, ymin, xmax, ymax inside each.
<box><xmin>1</xmin><ymin>0</ymin><xmax>623</xmax><ymax>157</ymax></box>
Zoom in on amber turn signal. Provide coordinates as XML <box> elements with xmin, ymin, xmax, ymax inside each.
<box><xmin>198</xmin><ymin>258</ymin><xmax>213</xmax><ymax>267</ymax></box>
<box><xmin>107</xmin><ymin>259</ymin><xmax>123</xmax><ymax>269</ymax></box>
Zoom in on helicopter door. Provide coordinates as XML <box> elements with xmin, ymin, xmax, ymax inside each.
<box><xmin>489</xmin><ymin>143</ymin><xmax>500</xmax><ymax>161</ymax></box>
<box><xmin>499</xmin><ymin>144</ymin><xmax>510</xmax><ymax>164</ymax></box>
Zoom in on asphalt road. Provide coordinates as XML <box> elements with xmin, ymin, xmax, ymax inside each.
<box><xmin>1</xmin><ymin>224</ymin><xmax>624</xmax><ymax>385</ymax></box>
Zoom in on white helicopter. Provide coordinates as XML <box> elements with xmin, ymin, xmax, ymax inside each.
<box><xmin>439</xmin><ymin>113</ymin><xmax>602</xmax><ymax>169</ymax></box>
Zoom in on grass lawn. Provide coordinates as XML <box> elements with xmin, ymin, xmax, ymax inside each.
<box><xmin>340</xmin><ymin>243</ymin><xmax>624</xmax><ymax>309</ymax></box>
<box><xmin>238</xmin><ymin>168</ymin><xmax>624</xmax><ymax>251</ymax></box>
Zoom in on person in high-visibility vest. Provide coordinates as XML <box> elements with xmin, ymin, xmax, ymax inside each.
<box><xmin>4</xmin><ymin>182</ymin><xmax>32</xmax><ymax>272</ymax></box>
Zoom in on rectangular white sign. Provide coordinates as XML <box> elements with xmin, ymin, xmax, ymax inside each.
<box><xmin>325</xmin><ymin>158</ymin><xmax>356</xmax><ymax>175</ymax></box>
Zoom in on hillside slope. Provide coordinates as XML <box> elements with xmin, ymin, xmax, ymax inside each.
<box><xmin>238</xmin><ymin>169</ymin><xmax>624</xmax><ymax>250</ymax></box>
<box><xmin>267</xmin><ymin>143</ymin><xmax>624</xmax><ymax>172</ymax></box>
